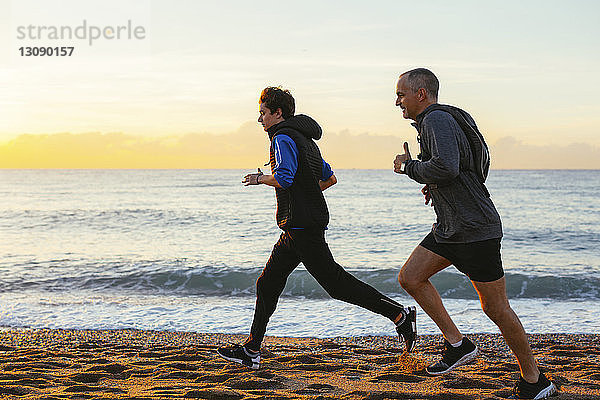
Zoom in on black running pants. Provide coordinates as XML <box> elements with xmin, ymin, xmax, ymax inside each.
<box><xmin>244</xmin><ymin>228</ymin><xmax>404</xmax><ymax>351</ymax></box>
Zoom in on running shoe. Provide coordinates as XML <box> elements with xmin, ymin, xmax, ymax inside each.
<box><xmin>217</xmin><ymin>344</ymin><xmax>260</xmax><ymax>370</ymax></box>
<box><xmin>510</xmin><ymin>372</ymin><xmax>557</xmax><ymax>399</ymax></box>
<box><xmin>395</xmin><ymin>306</ymin><xmax>417</xmax><ymax>352</ymax></box>
<box><xmin>426</xmin><ymin>337</ymin><xmax>478</xmax><ymax>375</ymax></box>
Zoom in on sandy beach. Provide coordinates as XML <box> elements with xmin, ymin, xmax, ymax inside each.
<box><xmin>0</xmin><ymin>330</ymin><xmax>597</xmax><ymax>399</ymax></box>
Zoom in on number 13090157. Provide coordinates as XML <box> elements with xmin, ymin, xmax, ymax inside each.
<box><xmin>19</xmin><ymin>47</ymin><xmax>74</xmax><ymax>56</ymax></box>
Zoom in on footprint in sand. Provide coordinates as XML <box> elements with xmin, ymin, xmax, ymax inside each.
<box><xmin>276</xmin><ymin>354</ymin><xmax>323</xmax><ymax>363</ymax></box>
<box><xmin>225</xmin><ymin>377</ymin><xmax>283</xmax><ymax>389</ymax></box>
<box><xmin>63</xmin><ymin>384</ymin><xmax>103</xmax><ymax>393</ymax></box>
<box><xmin>293</xmin><ymin>362</ymin><xmax>346</xmax><ymax>372</ymax></box>
<box><xmin>352</xmin><ymin>348</ymin><xmax>388</xmax><ymax>356</ymax></box>
<box><xmin>588</xmin><ymin>373</ymin><xmax>600</xmax><ymax>381</ymax></box>
<box><xmin>442</xmin><ymin>376</ymin><xmax>501</xmax><ymax>389</ymax></box>
<box><xmin>199</xmin><ymin>361</ymin><xmax>229</xmax><ymax>371</ymax></box>
<box><xmin>318</xmin><ymin>341</ymin><xmax>342</xmax><ymax>349</ymax></box>
<box><xmin>369</xmin><ymin>355</ymin><xmax>400</xmax><ymax>365</ymax></box>
<box><xmin>550</xmin><ymin>350</ymin><xmax>588</xmax><ymax>358</ymax></box>
<box><xmin>164</xmin><ymin>361</ymin><xmax>199</xmax><ymax>371</ymax></box>
<box><xmin>320</xmin><ymin>351</ymin><xmax>348</xmax><ymax>360</ymax></box>
<box><xmin>195</xmin><ymin>373</ymin><xmax>235</xmax><ymax>383</ymax></box>
<box><xmin>155</xmin><ymin>371</ymin><xmax>203</xmax><ymax>379</ymax></box>
<box><xmin>303</xmin><ymin>382</ymin><xmax>337</xmax><ymax>392</ymax></box>
<box><xmin>183</xmin><ymin>388</ymin><xmax>243</xmax><ymax>399</ymax></box>
<box><xmin>160</xmin><ymin>354</ymin><xmax>210</xmax><ymax>362</ymax></box>
<box><xmin>86</xmin><ymin>362</ymin><xmax>129</xmax><ymax>374</ymax></box>
<box><xmin>138</xmin><ymin>351</ymin><xmax>164</xmax><ymax>358</ymax></box>
<box><xmin>8</xmin><ymin>377</ymin><xmax>50</xmax><ymax>389</ymax></box>
<box><xmin>253</xmin><ymin>370</ymin><xmax>276</xmax><ymax>379</ymax></box>
<box><xmin>0</xmin><ymin>386</ymin><xmax>31</xmax><ymax>396</ymax></box>
<box><xmin>370</xmin><ymin>372</ymin><xmax>426</xmax><ymax>383</ymax></box>
<box><xmin>546</xmin><ymin>358</ymin><xmax>573</xmax><ymax>366</ymax></box>
<box><xmin>68</xmin><ymin>372</ymin><xmax>109</xmax><ymax>383</ymax></box>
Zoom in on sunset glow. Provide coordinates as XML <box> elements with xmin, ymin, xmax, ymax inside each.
<box><xmin>1</xmin><ymin>0</ymin><xmax>598</xmax><ymax>168</ymax></box>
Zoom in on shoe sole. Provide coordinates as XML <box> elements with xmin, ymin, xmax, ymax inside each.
<box><xmin>397</xmin><ymin>306</ymin><xmax>417</xmax><ymax>353</ymax></box>
<box><xmin>407</xmin><ymin>306</ymin><xmax>417</xmax><ymax>352</ymax></box>
<box><xmin>217</xmin><ymin>351</ymin><xmax>260</xmax><ymax>370</ymax></box>
<box><xmin>426</xmin><ymin>346</ymin><xmax>478</xmax><ymax>376</ymax></box>
<box><xmin>533</xmin><ymin>382</ymin><xmax>557</xmax><ymax>399</ymax></box>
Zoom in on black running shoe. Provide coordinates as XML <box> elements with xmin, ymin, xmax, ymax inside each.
<box><xmin>217</xmin><ymin>344</ymin><xmax>260</xmax><ymax>370</ymax></box>
<box><xmin>395</xmin><ymin>306</ymin><xmax>417</xmax><ymax>352</ymax></box>
<box><xmin>426</xmin><ymin>337</ymin><xmax>478</xmax><ymax>375</ymax></box>
<box><xmin>510</xmin><ymin>372</ymin><xmax>557</xmax><ymax>399</ymax></box>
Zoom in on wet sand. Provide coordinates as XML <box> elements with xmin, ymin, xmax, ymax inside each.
<box><xmin>0</xmin><ymin>329</ymin><xmax>598</xmax><ymax>399</ymax></box>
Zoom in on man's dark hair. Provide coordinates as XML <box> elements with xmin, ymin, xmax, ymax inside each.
<box><xmin>260</xmin><ymin>86</ymin><xmax>295</xmax><ymax>119</ymax></box>
<box><xmin>400</xmin><ymin>68</ymin><xmax>439</xmax><ymax>101</ymax></box>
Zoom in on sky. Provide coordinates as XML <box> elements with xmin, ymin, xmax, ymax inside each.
<box><xmin>1</xmin><ymin>0</ymin><xmax>599</xmax><ymax>168</ymax></box>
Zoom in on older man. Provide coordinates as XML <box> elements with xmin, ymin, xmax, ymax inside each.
<box><xmin>393</xmin><ymin>68</ymin><xmax>556</xmax><ymax>399</ymax></box>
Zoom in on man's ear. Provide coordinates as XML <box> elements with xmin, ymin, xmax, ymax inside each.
<box><xmin>417</xmin><ymin>88</ymin><xmax>427</xmax><ymax>101</ymax></box>
<box><xmin>275</xmin><ymin>108</ymin><xmax>283</xmax><ymax>118</ymax></box>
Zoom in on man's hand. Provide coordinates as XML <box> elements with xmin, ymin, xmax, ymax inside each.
<box><xmin>243</xmin><ymin>168</ymin><xmax>264</xmax><ymax>186</ymax></box>
<box><xmin>422</xmin><ymin>184</ymin><xmax>433</xmax><ymax>206</ymax></box>
<box><xmin>393</xmin><ymin>142</ymin><xmax>412</xmax><ymax>174</ymax></box>
<box><xmin>319</xmin><ymin>174</ymin><xmax>337</xmax><ymax>191</ymax></box>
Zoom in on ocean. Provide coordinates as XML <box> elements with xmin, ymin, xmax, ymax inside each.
<box><xmin>1</xmin><ymin>169</ymin><xmax>599</xmax><ymax>337</ymax></box>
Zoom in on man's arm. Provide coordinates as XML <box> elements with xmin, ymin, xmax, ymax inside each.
<box><xmin>403</xmin><ymin>112</ymin><xmax>461</xmax><ymax>184</ymax></box>
<box><xmin>243</xmin><ymin>135</ymin><xmax>296</xmax><ymax>189</ymax></box>
<box><xmin>319</xmin><ymin>174</ymin><xmax>336</xmax><ymax>191</ymax></box>
<box><xmin>257</xmin><ymin>174</ymin><xmax>282</xmax><ymax>188</ymax></box>
<box><xmin>319</xmin><ymin>159</ymin><xmax>336</xmax><ymax>191</ymax></box>
<box><xmin>251</xmin><ymin>168</ymin><xmax>335</xmax><ymax>190</ymax></box>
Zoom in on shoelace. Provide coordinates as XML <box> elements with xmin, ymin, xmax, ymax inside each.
<box><xmin>441</xmin><ymin>342</ymin><xmax>455</xmax><ymax>364</ymax></box>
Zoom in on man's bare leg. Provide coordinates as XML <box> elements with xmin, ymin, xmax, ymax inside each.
<box><xmin>398</xmin><ymin>245</ymin><xmax>462</xmax><ymax>344</ymax></box>
<box><xmin>472</xmin><ymin>278</ymin><xmax>540</xmax><ymax>383</ymax></box>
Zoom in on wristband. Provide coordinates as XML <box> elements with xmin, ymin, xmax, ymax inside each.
<box><xmin>400</xmin><ymin>161</ymin><xmax>408</xmax><ymax>174</ymax></box>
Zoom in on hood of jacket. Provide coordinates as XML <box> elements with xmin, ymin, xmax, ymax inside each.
<box><xmin>267</xmin><ymin>114</ymin><xmax>322</xmax><ymax>141</ymax></box>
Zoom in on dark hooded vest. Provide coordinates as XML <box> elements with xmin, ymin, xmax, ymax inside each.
<box><xmin>267</xmin><ymin>116</ymin><xmax>329</xmax><ymax>230</ymax></box>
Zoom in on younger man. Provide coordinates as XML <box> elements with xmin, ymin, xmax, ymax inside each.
<box><xmin>217</xmin><ymin>87</ymin><xmax>416</xmax><ymax>369</ymax></box>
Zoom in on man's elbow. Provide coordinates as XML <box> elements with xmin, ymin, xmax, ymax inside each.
<box><xmin>447</xmin><ymin>167</ymin><xmax>460</xmax><ymax>180</ymax></box>
<box><xmin>423</xmin><ymin>165</ymin><xmax>459</xmax><ymax>184</ymax></box>
<box><xmin>438</xmin><ymin>166</ymin><xmax>459</xmax><ymax>182</ymax></box>
<box><xmin>439</xmin><ymin>169</ymin><xmax>460</xmax><ymax>183</ymax></box>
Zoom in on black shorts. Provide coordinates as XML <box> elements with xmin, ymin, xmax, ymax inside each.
<box><xmin>419</xmin><ymin>231</ymin><xmax>504</xmax><ymax>282</ymax></box>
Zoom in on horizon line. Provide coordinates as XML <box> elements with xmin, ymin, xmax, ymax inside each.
<box><xmin>1</xmin><ymin>168</ymin><xmax>599</xmax><ymax>171</ymax></box>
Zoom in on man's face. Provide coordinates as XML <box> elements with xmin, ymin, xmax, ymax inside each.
<box><xmin>258</xmin><ymin>103</ymin><xmax>283</xmax><ymax>132</ymax></box>
<box><xmin>395</xmin><ymin>76</ymin><xmax>420</xmax><ymax>120</ymax></box>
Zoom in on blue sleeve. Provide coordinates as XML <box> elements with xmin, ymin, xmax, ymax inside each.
<box><xmin>321</xmin><ymin>159</ymin><xmax>333</xmax><ymax>180</ymax></box>
<box><xmin>272</xmin><ymin>135</ymin><xmax>298</xmax><ymax>189</ymax></box>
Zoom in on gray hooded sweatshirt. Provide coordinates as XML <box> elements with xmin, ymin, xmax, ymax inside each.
<box><xmin>404</xmin><ymin>104</ymin><xmax>503</xmax><ymax>243</ymax></box>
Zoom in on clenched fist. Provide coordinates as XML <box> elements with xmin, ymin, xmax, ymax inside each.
<box><xmin>393</xmin><ymin>142</ymin><xmax>412</xmax><ymax>174</ymax></box>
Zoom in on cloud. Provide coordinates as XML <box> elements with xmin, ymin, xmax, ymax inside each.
<box><xmin>1</xmin><ymin>129</ymin><xmax>598</xmax><ymax>169</ymax></box>
<box><xmin>0</xmin><ymin>124</ymin><xmax>266</xmax><ymax>169</ymax></box>
<box><xmin>319</xmin><ymin>133</ymin><xmax>600</xmax><ymax>169</ymax></box>
<box><xmin>489</xmin><ymin>137</ymin><xmax>600</xmax><ymax>169</ymax></box>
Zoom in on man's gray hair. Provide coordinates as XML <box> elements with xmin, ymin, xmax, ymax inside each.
<box><xmin>400</xmin><ymin>68</ymin><xmax>439</xmax><ymax>101</ymax></box>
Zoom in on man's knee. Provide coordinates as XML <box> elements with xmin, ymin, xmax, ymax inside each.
<box><xmin>325</xmin><ymin>286</ymin><xmax>344</xmax><ymax>301</ymax></box>
<box><xmin>398</xmin><ymin>246</ymin><xmax>448</xmax><ymax>292</ymax></box>
<box><xmin>320</xmin><ymin>274</ymin><xmax>348</xmax><ymax>301</ymax></box>
<box><xmin>256</xmin><ymin>273</ymin><xmax>279</xmax><ymax>297</ymax></box>
<box><xmin>398</xmin><ymin>265</ymin><xmax>420</xmax><ymax>293</ymax></box>
<box><xmin>255</xmin><ymin>274</ymin><xmax>267</xmax><ymax>294</ymax></box>
<box><xmin>481</xmin><ymin>300</ymin><xmax>511</xmax><ymax>321</ymax></box>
